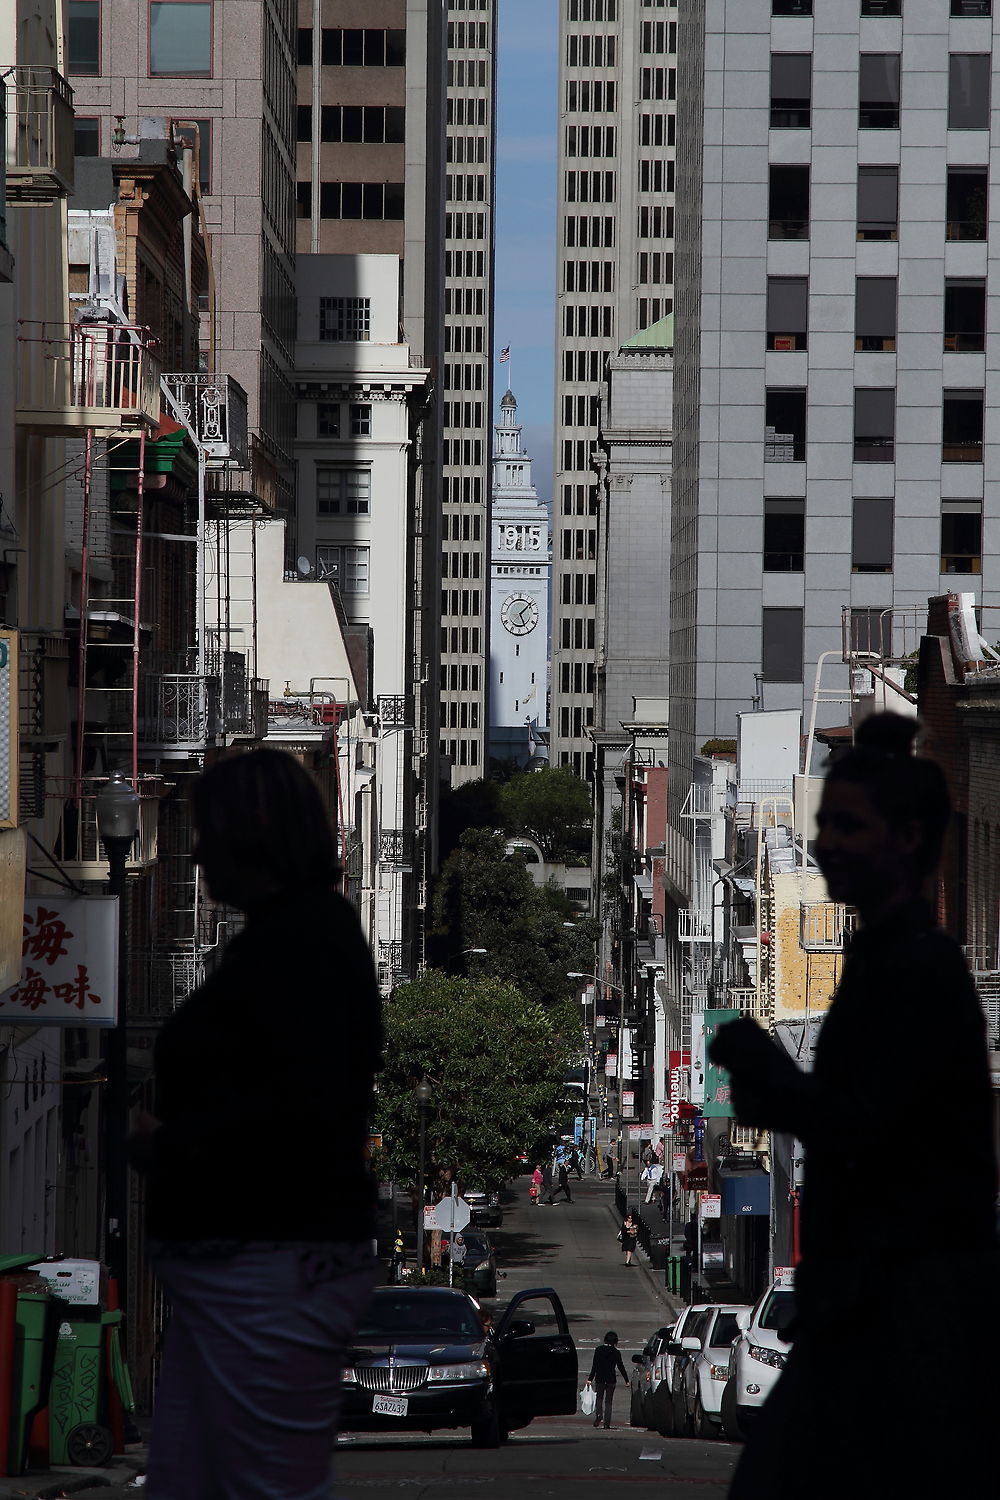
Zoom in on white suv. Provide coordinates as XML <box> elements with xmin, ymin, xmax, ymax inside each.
<box><xmin>672</xmin><ymin>1303</ymin><xmax>750</xmax><ymax>1439</ymax></box>
<box><xmin>721</xmin><ymin>1270</ymin><xmax>796</xmax><ymax>1440</ymax></box>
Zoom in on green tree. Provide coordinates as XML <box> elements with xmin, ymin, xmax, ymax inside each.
<box><xmin>499</xmin><ymin>766</ymin><xmax>592</xmax><ymax>862</ymax></box>
<box><xmin>376</xmin><ymin>970</ymin><xmax>580</xmax><ymax>1190</ymax></box>
<box><xmin>432</xmin><ymin>828</ymin><xmax>600</xmax><ymax>1009</ymax></box>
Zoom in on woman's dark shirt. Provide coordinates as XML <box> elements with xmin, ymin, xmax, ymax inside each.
<box><xmin>589</xmin><ymin>1343</ymin><xmax>628</xmax><ymax>1383</ymax></box>
<box><xmin>143</xmin><ymin>884</ymin><xmax>382</xmax><ymax>1243</ymax></box>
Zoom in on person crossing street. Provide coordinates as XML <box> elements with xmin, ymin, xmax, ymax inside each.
<box><xmin>586</xmin><ymin>1331</ymin><xmax>630</xmax><ymax>1430</ymax></box>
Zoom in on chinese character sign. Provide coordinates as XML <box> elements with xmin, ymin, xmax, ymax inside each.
<box><xmin>0</xmin><ymin>897</ymin><xmax>118</xmax><ymax>1026</ymax></box>
<box><xmin>702</xmin><ymin>1008</ymin><xmax>740</xmax><ymax>1118</ymax></box>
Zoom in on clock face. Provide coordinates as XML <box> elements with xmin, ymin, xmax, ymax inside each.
<box><xmin>501</xmin><ymin>593</ymin><xmax>539</xmax><ymax>636</ymax></box>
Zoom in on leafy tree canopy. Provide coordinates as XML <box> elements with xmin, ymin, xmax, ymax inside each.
<box><xmin>498</xmin><ymin>766</ymin><xmax>592</xmax><ymax>862</ymax></box>
<box><xmin>431</xmin><ymin>828</ymin><xmax>601</xmax><ymax>1009</ymax></box>
<box><xmin>375</xmin><ymin>970</ymin><xmax>581</xmax><ymax>1190</ymax></box>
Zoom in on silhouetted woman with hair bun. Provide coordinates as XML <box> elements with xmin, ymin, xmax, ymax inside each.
<box><xmin>132</xmin><ymin>749</ymin><xmax>382</xmax><ymax>1500</ymax></box>
<box><xmin>711</xmin><ymin>713</ymin><xmax>998</xmax><ymax>1498</ymax></box>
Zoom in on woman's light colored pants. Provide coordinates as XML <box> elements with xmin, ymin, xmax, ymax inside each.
<box><xmin>149</xmin><ymin>1246</ymin><xmax>376</xmax><ymax>1500</ymax></box>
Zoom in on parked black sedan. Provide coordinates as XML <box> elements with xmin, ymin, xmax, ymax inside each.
<box><xmin>340</xmin><ymin>1285</ymin><xmax>578</xmax><ymax>1446</ymax></box>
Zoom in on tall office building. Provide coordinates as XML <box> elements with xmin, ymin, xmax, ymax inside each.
<box><xmin>440</xmin><ymin>0</ymin><xmax>496</xmax><ymax>781</ymax></box>
<box><xmin>551</xmin><ymin>0</ymin><xmax>677</xmax><ymax>777</ymax></box>
<box><xmin>296</xmin><ymin>1</ymin><xmax>495</xmax><ymax>785</ymax></box>
<box><xmin>670</xmin><ymin>0</ymin><xmax>1000</xmax><ymax>829</ymax></box>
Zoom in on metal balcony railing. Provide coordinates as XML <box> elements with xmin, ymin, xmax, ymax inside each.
<box><xmin>140</xmin><ymin>673</ymin><xmax>221</xmax><ymax>750</ymax></box>
<box><xmin>800</xmin><ymin>902</ymin><xmax>852</xmax><ymax>952</ymax></box>
<box><xmin>48</xmin><ymin>775</ymin><xmax>161</xmax><ymax>880</ymax></box>
<box><xmin>17</xmin><ymin>321</ymin><xmax>161</xmax><ymax>435</ymax></box>
<box><xmin>136</xmin><ymin>947</ymin><xmax>208</xmax><ymax>1021</ymax></box>
<box><xmin>677</xmin><ymin>907</ymin><xmax>713</xmax><ymax>942</ymax></box>
<box><xmin>4</xmin><ymin>66</ymin><xmax>74</xmax><ymax>195</ymax></box>
<box><xmin>161</xmin><ymin>372</ymin><xmax>250</xmax><ymax>467</ymax></box>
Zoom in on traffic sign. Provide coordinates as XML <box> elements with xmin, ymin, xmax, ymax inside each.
<box><xmin>699</xmin><ymin>1192</ymin><xmax>722</xmax><ymax>1220</ymax></box>
<box><xmin>422</xmin><ymin>1197</ymin><xmax>472</xmax><ymax>1232</ymax></box>
<box><xmin>627</xmin><ymin>1123</ymin><xmax>655</xmax><ymax>1140</ymax></box>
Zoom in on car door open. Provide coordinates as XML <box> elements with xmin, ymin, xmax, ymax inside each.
<box><xmin>493</xmin><ymin>1287</ymin><xmax>578</xmax><ymax>1426</ymax></box>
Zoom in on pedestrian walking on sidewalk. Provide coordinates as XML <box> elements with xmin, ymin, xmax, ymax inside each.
<box><xmin>586</xmin><ymin>1331</ymin><xmax>630</xmax><ymax>1429</ymax></box>
<box><xmin>551</xmin><ymin>1161</ymin><xmax>573</xmax><ymax>1203</ymax></box>
<box><xmin>130</xmin><ymin>750</ymin><xmax>382</xmax><ymax>1500</ymax></box>
<box><xmin>618</xmin><ymin>1211</ymin><xmax>638</xmax><ymax>1265</ymax></box>
<box><xmin>710</xmin><ymin>713</ymin><xmax>1000</xmax><ymax>1500</ymax></box>
<box><xmin>541</xmin><ymin>1160</ymin><xmax>555</xmax><ymax>1204</ymax></box>
<box><xmin>530</xmin><ymin>1164</ymin><xmax>543</xmax><ymax>1204</ymax></box>
<box><xmin>569</xmin><ymin>1148</ymin><xmax>583</xmax><ymax>1180</ymax></box>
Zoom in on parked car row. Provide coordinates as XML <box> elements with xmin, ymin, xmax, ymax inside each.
<box><xmin>630</xmin><ymin>1272</ymin><xmax>796</xmax><ymax>1443</ymax></box>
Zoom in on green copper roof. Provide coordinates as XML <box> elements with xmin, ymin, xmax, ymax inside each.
<box><xmin>622</xmin><ymin>313</ymin><xmax>674</xmax><ymax>351</ymax></box>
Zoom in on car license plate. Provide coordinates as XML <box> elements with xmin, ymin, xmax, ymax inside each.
<box><xmin>372</xmin><ymin>1394</ymin><xmax>409</xmax><ymax>1418</ymax></box>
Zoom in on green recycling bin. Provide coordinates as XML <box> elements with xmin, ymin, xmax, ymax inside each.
<box><xmin>0</xmin><ymin>1254</ymin><xmax>55</xmax><ymax>1475</ymax></box>
<box><xmin>46</xmin><ymin>1305</ymin><xmax>133</xmax><ymax>1467</ymax></box>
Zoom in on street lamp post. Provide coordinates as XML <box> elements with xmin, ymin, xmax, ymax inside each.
<box><xmin>96</xmin><ymin>772</ymin><xmax>141</xmax><ymax>1314</ymax></box>
<box><xmin>414</xmin><ymin>1078</ymin><xmax>432</xmax><ymax>1272</ymax></box>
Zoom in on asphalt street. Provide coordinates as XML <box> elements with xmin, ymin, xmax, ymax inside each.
<box><xmin>33</xmin><ymin>1176</ymin><xmax>738</xmax><ymax>1500</ymax></box>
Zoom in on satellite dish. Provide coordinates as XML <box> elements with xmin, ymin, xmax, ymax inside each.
<box><xmin>296</xmin><ymin>556</ymin><xmax>313</xmax><ymax>577</ymax></box>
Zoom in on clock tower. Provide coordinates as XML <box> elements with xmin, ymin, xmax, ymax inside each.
<box><xmin>489</xmin><ymin>389</ymin><xmax>551</xmax><ymax>768</ymax></box>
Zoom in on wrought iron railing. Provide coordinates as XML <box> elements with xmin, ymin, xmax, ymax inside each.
<box><xmin>141</xmin><ymin>673</ymin><xmax>221</xmax><ymax>748</ymax></box>
<box><xmin>161</xmin><ymin>372</ymin><xmax>250</xmax><ymax>467</ymax></box>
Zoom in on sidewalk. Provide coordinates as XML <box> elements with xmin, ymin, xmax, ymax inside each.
<box><xmin>0</xmin><ymin>1450</ymin><xmax>146</xmax><ymax>1500</ymax></box>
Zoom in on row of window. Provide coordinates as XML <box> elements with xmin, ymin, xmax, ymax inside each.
<box><xmin>566</xmin><ymin>0</ymin><xmax>618</xmax><ymax>19</ymax></box>
<box><xmin>766</xmin><ymin>275</ymin><xmax>989</xmax><ymax>353</ymax></box>
<box><xmin>559</xmin><ymin>662</ymin><xmax>597</xmax><ymax>694</ymax></box>
<box><xmin>441</xmin><ymin>737</ymin><xmax>481</xmax><ymax>768</ymax></box>
<box><xmin>297</xmin><ymin>29</ymin><xmax>405</xmax><ymax>68</ymax></box>
<box><xmin>445</xmin><ymin>212</ymin><xmax>490</xmax><ymax>242</ymax></box>
<box><xmin>563</xmin><ymin>304</ymin><xmax>615</xmax><ymax>337</ymax></box>
<box><xmin>448</xmin><ymin>97</ymin><xmax>489</xmax><ymax>127</ymax></box>
<box><xmin>564</xmin><ymin>214</ymin><xmax>618</xmax><ymax>248</ymax></box>
<box><xmin>561</xmin><ymin>528</ymin><xmax>598</xmax><ymax>560</ymax></box>
<box><xmin>296</xmin><ymin>105</ymin><xmax>405</xmax><ymax>145</ymax></box>
<box><xmin>441</xmin><ymin>625</ymin><xmax>483</xmax><ymax>655</ymax></box>
<box><xmin>444</xmin><ymin>325</ymin><xmax>485</xmax><ymax>353</ymax></box>
<box><xmin>448</xmin><ymin>136</ymin><xmax>488</xmax><ymax>164</ymax></box>
<box><xmin>566</xmin><ymin>34</ymin><xmax>617</xmax><ymax>67</ymax></box>
<box><xmin>447</xmin><ymin>174</ymin><xmax>488</xmax><ymax>202</ymax></box>
<box><xmin>442</xmin><ymin>588</ymin><xmax>483</xmax><ymax>616</ymax></box>
<box><xmin>69</xmin><ymin>0</ymin><xmax>213</xmax><ymax>78</ymax></box>
<box><xmin>310</xmin><ymin>402</ymin><xmax>372</xmax><ymax>440</ymax></box>
<box><xmin>445</xmin><ymin>249</ymin><xmax>488</xmax><ymax>276</ymax></box>
<box><xmin>445</xmin><ymin>287</ymin><xmax>487</xmax><ymax>316</ymax></box>
<box><xmin>319</xmin><ymin>297</ymin><xmax>370</xmax><ymax>341</ymax></box>
<box><xmin>447</xmin><ymin>59</ymin><xmax>490</xmax><ymax>88</ymax></box>
<box><xmin>446</xmin><ymin>21</ymin><xmax>490</xmax><ymax>48</ymax></box>
<box><xmin>774</xmin><ymin>2</ymin><xmax>990</xmax><ymax>15</ymax></box>
<box><xmin>560</xmin><ymin>573</ymin><xmax>598</xmax><ymax>605</ymax></box>
<box><xmin>641</xmin><ymin>19</ymin><xmax>676</xmax><ymax>55</ymax></box>
<box><xmin>442</xmin><ymin>437</ymin><xmax>485</xmax><ymax>463</ymax></box>
<box><xmin>763</xmin><ymin>497</ymin><xmax>983</xmax><ymax>576</ymax></box>
<box><xmin>443</xmin><ymin>475</ymin><xmax>486</xmax><ymax>504</ymax></box>
<box><xmin>564</xmin><ymin>259</ymin><xmax>614</xmax><ymax>293</ymax></box>
<box><xmin>770</xmin><ymin>163</ymin><xmax>986</xmax><ymax>242</ymax></box>
<box><xmin>561</xmin><ymin>482</ymin><xmax>600</xmax><ymax>516</ymax></box>
<box><xmin>765</xmin><ymin>387</ymin><xmax>989</xmax><ymax>463</ymax></box>
<box><xmin>441</xmin><ymin>697</ymin><xmax>483</xmax><ymax>730</ymax></box>
<box><xmin>443</xmin><ymin>363</ymin><xmax>486</xmax><ymax>391</ymax></box>
<box><xmin>315</xmin><ymin>545</ymin><xmax>368</xmax><ymax>592</ymax></box>
<box><xmin>442</xmin><ymin>551</ymin><xmax>483</xmax><ymax>579</ymax></box>
<box><xmin>565</xmin><ymin>125</ymin><xmax>617</xmax><ymax>158</ymax></box>
<box><xmin>563</xmin><ymin>394</ymin><xmax>602</xmax><ymax>427</ymax></box>
<box><xmin>564</xmin><ymin>170</ymin><xmax>616</xmax><ymax>204</ymax></box>
<box><xmin>442</xmin><ymin>512</ymin><xmax>483</xmax><ymax>541</ymax></box>
<box><xmin>771</xmin><ymin>52</ymin><xmax>991</xmax><ymax>131</ymax></box>
<box><xmin>566</xmin><ymin>80</ymin><xmax>618</xmax><ymax>114</ymax></box>
<box><xmin>295</xmin><ymin>183</ymin><xmax>404</xmax><ymax>220</ymax></box>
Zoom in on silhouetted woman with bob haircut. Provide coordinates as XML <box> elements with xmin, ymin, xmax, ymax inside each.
<box><xmin>133</xmin><ymin>748</ymin><xmax>382</xmax><ymax>1500</ymax></box>
<box><xmin>711</xmin><ymin>713</ymin><xmax>998</xmax><ymax>1499</ymax></box>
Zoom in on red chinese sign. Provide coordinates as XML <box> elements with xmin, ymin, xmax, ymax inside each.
<box><xmin>0</xmin><ymin>898</ymin><xmax>118</xmax><ymax>1026</ymax></box>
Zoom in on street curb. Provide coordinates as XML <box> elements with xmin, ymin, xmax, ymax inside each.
<box><xmin>0</xmin><ymin>1453</ymin><xmax>145</xmax><ymax>1500</ymax></box>
<box><xmin>603</xmin><ymin>1198</ymin><xmax>684</xmax><ymax>1319</ymax></box>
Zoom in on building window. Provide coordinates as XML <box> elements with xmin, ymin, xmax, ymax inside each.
<box><xmin>768</xmin><ymin>165</ymin><xmax>809</xmax><ymax>240</ymax></box>
<box><xmin>949</xmin><ymin>55</ymin><xmax>991</xmax><ymax>129</ymax></box>
<box><xmin>350</xmin><ymin>403</ymin><xmax>372</xmax><ymax>437</ymax></box>
<box><xmin>854</xmin><ymin>388</ymin><xmax>895</xmax><ymax>462</ymax></box>
<box><xmin>770</xmin><ymin>54</ymin><xmax>812</xmax><ymax>128</ymax></box>
<box><xmin>319</xmin><ymin>29</ymin><xmax>406</xmax><ymax>66</ymax></box>
<box><xmin>951</xmin><ymin>0</ymin><xmax>992</xmax><ymax>14</ymax></box>
<box><xmin>857</xmin><ymin>165</ymin><xmax>898</xmax><ymax>240</ymax></box>
<box><xmin>945</xmin><ymin>279</ymin><xmax>986</xmax><ymax>351</ymax></box>
<box><xmin>861</xmin><ymin>0</ymin><xmax>901</xmax><ymax>14</ymax></box>
<box><xmin>942</xmin><ymin>389</ymin><xmax>985</xmax><ymax>461</ymax></box>
<box><xmin>319</xmin><ymin>297</ymin><xmax>370</xmax><ymax>341</ymax></box>
<box><xmin>73</xmin><ymin>118</ymin><xmax>100</xmax><ymax>157</ymax></box>
<box><xmin>763</xmin><ymin>499</ymin><xmax>805</xmax><ymax>572</ymax></box>
<box><xmin>149</xmin><ymin>1</ymin><xmax>212</xmax><ymax>77</ymax></box>
<box><xmin>941</xmin><ymin>502</ymin><xmax>983</xmax><ymax>572</ymax></box>
<box><xmin>946</xmin><ymin>167</ymin><xmax>988</xmax><ymax>240</ymax></box>
<box><xmin>773</xmin><ymin>1</ymin><xmax>811</xmax><ymax>13</ymax></box>
<box><xmin>767</xmin><ymin>277</ymin><xmax>808</xmax><ymax>351</ymax></box>
<box><xmin>852</xmin><ymin>498</ymin><xmax>894</xmax><ymax>573</ymax></box>
<box><xmin>316</xmin><ymin>467</ymin><xmax>371</xmax><ymax>515</ymax></box>
<box><xmin>859</xmin><ymin>54</ymin><xmax>900</xmax><ymax>129</ymax></box>
<box><xmin>316</xmin><ymin>545</ymin><xmax>369</xmax><ymax>592</ymax></box>
<box><xmin>316</xmin><ymin>403</ymin><xmax>339</xmax><ymax>437</ymax></box>
<box><xmin>855</xmin><ymin>277</ymin><xmax>897</xmax><ymax>352</ymax></box>
<box><xmin>762</xmin><ymin>608</ymin><xmax>804</xmax><ymax>683</ymax></box>
<box><xmin>765</xmin><ymin>389</ymin><xmax>807</xmax><ymax>461</ymax></box>
<box><xmin>318</xmin><ymin>182</ymin><xmax>405</xmax><ymax>220</ymax></box>
<box><xmin>68</xmin><ymin>1</ymin><xmax>100</xmax><ymax>74</ymax></box>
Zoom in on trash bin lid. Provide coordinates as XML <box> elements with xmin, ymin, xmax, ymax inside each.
<box><xmin>0</xmin><ymin>1254</ymin><xmax>48</xmax><ymax>1275</ymax></box>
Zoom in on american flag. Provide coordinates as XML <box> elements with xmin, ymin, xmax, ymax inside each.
<box><xmin>499</xmin><ymin>346</ymin><xmax>510</xmax><ymax>363</ymax></box>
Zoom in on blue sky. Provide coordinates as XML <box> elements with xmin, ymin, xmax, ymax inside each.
<box><xmin>494</xmin><ymin>0</ymin><xmax>559</xmax><ymax>502</ymax></box>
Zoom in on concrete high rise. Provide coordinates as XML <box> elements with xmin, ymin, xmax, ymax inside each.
<box><xmin>551</xmin><ymin>0</ymin><xmax>677</xmax><ymax>778</ymax></box>
<box><xmin>669</xmin><ymin>0</ymin><xmax>1000</xmax><ymax>837</ymax></box>
<box><xmin>296</xmin><ymin>1</ymin><xmax>495</xmax><ymax>785</ymax></box>
<box><xmin>440</xmin><ymin>0</ymin><xmax>496</xmax><ymax>781</ymax></box>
